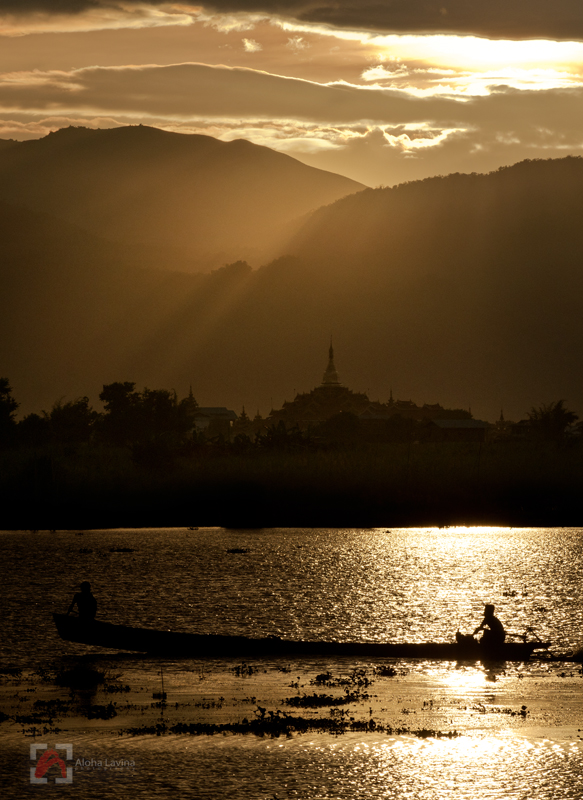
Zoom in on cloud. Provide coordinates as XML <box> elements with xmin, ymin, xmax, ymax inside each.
<box><xmin>242</xmin><ymin>37</ymin><xmax>262</xmax><ymax>51</ymax></box>
<box><xmin>286</xmin><ymin>35</ymin><xmax>309</xmax><ymax>50</ymax></box>
<box><xmin>0</xmin><ymin>114</ymin><xmax>124</xmax><ymax>139</ymax></box>
<box><xmin>0</xmin><ymin>62</ymin><xmax>460</xmax><ymax>123</ymax></box>
<box><xmin>1</xmin><ymin>61</ymin><xmax>582</xmax><ymax>186</ymax></box>
<box><xmin>278</xmin><ymin>0</ymin><xmax>583</xmax><ymax>41</ymax></box>
<box><xmin>0</xmin><ymin>0</ymin><xmax>99</xmax><ymax>9</ymax></box>
<box><xmin>1</xmin><ymin>61</ymin><xmax>582</xmax><ymax>133</ymax></box>
<box><xmin>287</xmin><ymin>121</ymin><xmax>583</xmax><ymax>188</ymax></box>
<box><xmin>362</xmin><ymin>64</ymin><xmax>409</xmax><ymax>82</ymax></box>
<box><xmin>0</xmin><ymin>2</ymin><xmax>196</xmax><ymax>36</ymax></box>
<box><xmin>2</xmin><ymin>1</ymin><xmax>583</xmax><ymax>41</ymax></box>
<box><xmin>201</xmin><ymin>11</ymin><xmax>261</xmax><ymax>32</ymax></box>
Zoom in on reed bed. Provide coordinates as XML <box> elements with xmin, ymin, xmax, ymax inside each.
<box><xmin>2</xmin><ymin>440</ymin><xmax>582</xmax><ymax>529</ymax></box>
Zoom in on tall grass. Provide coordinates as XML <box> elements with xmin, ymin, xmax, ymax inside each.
<box><xmin>2</xmin><ymin>440</ymin><xmax>582</xmax><ymax>528</ymax></box>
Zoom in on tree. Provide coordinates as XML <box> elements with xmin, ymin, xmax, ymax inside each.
<box><xmin>48</xmin><ymin>397</ymin><xmax>99</xmax><ymax>444</ymax></box>
<box><xmin>99</xmin><ymin>382</ymin><xmax>194</xmax><ymax>446</ymax></box>
<box><xmin>0</xmin><ymin>378</ymin><xmax>19</xmax><ymax>446</ymax></box>
<box><xmin>99</xmin><ymin>382</ymin><xmax>141</xmax><ymax>445</ymax></box>
<box><xmin>527</xmin><ymin>400</ymin><xmax>579</xmax><ymax>440</ymax></box>
<box><xmin>18</xmin><ymin>413</ymin><xmax>50</xmax><ymax>448</ymax></box>
<box><xmin>140</xmin><ymin>388</ymin><xmax>192</xmax><ymax>443</ymax></box>
<box><xmin>256</xmin><ymin>420</ymin><xmax>310</xmax><ymax>451</ymax></box>
<box><xmin>232</xmin><ymin>405</ymin><xmax>251</xmax><ymax>435</ymax></box>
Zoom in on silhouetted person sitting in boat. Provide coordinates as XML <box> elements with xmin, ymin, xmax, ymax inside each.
<box><xmin>473</xmin><ymin>604</ymin><xmax>506</xmax><ymax>647</ymax></box>
<box><xmin>67</xmin><ymin>581</ymin><xmax>97</xmax><ymax>622</ymax></box>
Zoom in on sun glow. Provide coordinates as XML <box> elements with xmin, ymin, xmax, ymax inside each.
<box><xmin>371</xmin><ymin>33</ymin><xmax>583</xmax><ymax>72</ymax></box>
<box><xmin>269</xmin><ymin>18</ymin><xmax>583</xmax><ymax>98</ymax></box>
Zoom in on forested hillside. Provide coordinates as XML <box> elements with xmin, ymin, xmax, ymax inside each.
<box><xmin>2</xmin><ymin>151</ymin><xmax>582</xmax><ymax>421</ymax></box>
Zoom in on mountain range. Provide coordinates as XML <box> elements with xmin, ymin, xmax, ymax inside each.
<box><xmin>1</xmin><ymin>125</ymin><xmax>582</xmax><ymax>422</ymax></box>
<box><xmin>0</xmin><ymin>125</ymin><xmax>362</xmax><ymax>272</ymax></box>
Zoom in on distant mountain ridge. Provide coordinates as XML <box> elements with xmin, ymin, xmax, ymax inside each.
<box><xmin>289</xmin><ymin>156</ymin><xmax>583</xmax><ymax>275</ymax></box>
<box><xmin>0</xmin><ymin>125</ymin><xmax>363</xmax><ymax>272</ymax></box>
<box><xmin>2</xmin><ymin>151</ymin><xmax>583</xmax><ymax>421</ymax></box>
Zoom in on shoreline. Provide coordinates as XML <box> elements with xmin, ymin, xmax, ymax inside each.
<box><xmin>2</xmin><ymin>508</ymin><xmax>583</xmax><ymax>531</ymax></box>
<box><xmin>2</xmin><ymin>440</ymin><xmax>583</xmax><ymax>529</ymax></box>
<box><xmin>2</xmin><ymin>486</ymin><xmax>583</xmax><ymax>529</ymax></box>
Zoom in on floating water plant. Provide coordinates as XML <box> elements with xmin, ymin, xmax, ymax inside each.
<box><xmin>193</xmin><ymin>698</ymin><xmax>225</xmax><ymax>709</ymax></box>
<box><xmin>0</xmin><ymin>667</ymin><xmax>22</xmax><ymax>679</ymax></box>
<box><xmin>284</xmin><ymin>690</ymin><xmax>369</xmax><ymax>708</ymax></box>
<box><xmin>83</xmin><ymin>702</ymin><xmax>117</xmax><ymax>720</ymax></box>
<box><xmin>104</xmin><ymin>683</ymin><xmax>131</xmax><ymax>693</ymax></box>
<box><xmin>123</xmin><ymin>712</ymin><xmax>461</xmax><ymax>739</ymax></box>
<box><xmin>310</xmin><ymin>668</ymin><xmax>373</xmax><ymax>689</ymax></box>
<box><xmin>232</xmin><ymin>663</ymin><xmax>259</xmax><ymax>677</ymax></box>
<box><xmin>54</xmin><ymin>664</ymin><xmax>107</xmax><ymax>690</ymax></box>
<box><xmin>375</xmin><ymin>665</ymin><xmax>398</xmax><ymax>677</ymax></box>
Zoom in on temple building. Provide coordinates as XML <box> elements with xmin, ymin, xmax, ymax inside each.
<box><xmin>231</xmin><ymin>342</ymin><xmax>482</xmax><ymax>441</ymax></box>
<box><xmin>194</xmin><ymin>406</ymin><xmax>238</xmax><ymax>438</ymax></box>
<box><xmin>321</xmin><ymin>341</ymin><xmax>342</xmax><ymax>386</ymax></box>
<box><xmin>262</xmin><ymin>341</ymin><xmax>479</xmax><ymax>433</ymax></box>
<box><xmin>267</xmin><ymin>342</ymin><xmax>389</xmax><ymax>431</ymax></box>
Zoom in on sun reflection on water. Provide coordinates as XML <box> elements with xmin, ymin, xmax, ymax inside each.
<box><xmin>437</xmin><ymin>663</ymin><xmax>497</xmax><ymax>693</ymax></box>
<box><xmin>2</xmin><ymin>528</ymin><xmax>583</xmax><ymax>798</ymax></box>
<box><xmin>275</xmin><ymin>734</ymin><xmax>583</xmax><ymax>799</ymax></box>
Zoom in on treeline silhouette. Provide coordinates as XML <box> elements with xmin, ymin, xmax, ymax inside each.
<box><xmin>1</xmin><ymin>378</ymin><xmax>329</xmax><ymax>470</ymax></box>
<box><xmin>1</xmin><ymin>377</ymin><xmax>583</xmax><ymax>529</ymax></box>
<box><xmin>3</xmin><ymin>377</ymin><xmax>579</xmax><ymax>455</ymax></box>
<box><xmin>1</xmin><ymin>378</ymin><xmax>581</xmax><ymax>450</ymax></box>
<box><xmin>9</xmin><ymin>383</ymin><xmax>193</xmax><ymax>449</ymax></box>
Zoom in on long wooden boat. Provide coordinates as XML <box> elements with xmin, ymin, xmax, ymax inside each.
<box><xmin>53</xmin><ymin>613</ymin><xmax>550</xmax><ymax>661</ymax></box>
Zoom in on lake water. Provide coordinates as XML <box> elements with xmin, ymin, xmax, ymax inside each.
<box><xmin>1</xmin><ymin>527</ymin><xmax>583</xmax><ymax>798</ymax></box>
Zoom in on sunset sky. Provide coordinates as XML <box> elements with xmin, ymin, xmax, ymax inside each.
<box><xmin>1</xmin><ymin>1</ymin><xmax>582</xmax><ymax>186</ymax></box>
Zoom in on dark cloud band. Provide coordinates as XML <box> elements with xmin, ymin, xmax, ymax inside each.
<box><xmin>0</xmin><ymin>0</ymin><xmax>103</xmax><ymax>11</ymax></box>
<box><xmin>1</xmin><ymin>0</ymin><xmax>583</xmax><ymax>41</ymax></box>
<box><xmin>203</xmin><ymin>1</ymin><xmax>583</xmax><ymax>41</ymax></box>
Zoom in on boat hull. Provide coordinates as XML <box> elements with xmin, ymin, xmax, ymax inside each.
<box><xmin>52</xmin><ymin>614</ymin><xmax>545</xmax><ymax>661</ymax></box>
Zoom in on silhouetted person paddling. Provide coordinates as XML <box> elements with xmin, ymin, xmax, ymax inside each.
<box><xmin>473</xmin><ymin>603</ymin><xmax>506</xmax><ymax>647</ymax></box>
<box><xmin>67</xmin><ymin>581</ymin><xmax>97</xmax><ymax>622</ymax></box>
